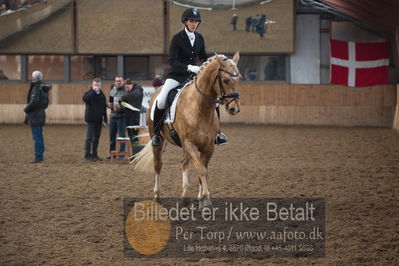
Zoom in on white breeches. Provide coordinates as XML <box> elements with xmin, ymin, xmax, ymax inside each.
<box><xmin>155</xmin><ymin>79</ymin><xmax>180</xmax><ymax>109</ymax></box>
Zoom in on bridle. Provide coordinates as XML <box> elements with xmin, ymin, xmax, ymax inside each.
<box><xmin>195</xmin><ymin>67</ymin><xmax>241</xmax><ymax>105</ymax></box>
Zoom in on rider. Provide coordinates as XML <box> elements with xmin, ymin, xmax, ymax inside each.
<box><xmin>151</xmin><ymin>7</ymin><xmax>228</xmax><ymax>147</ymax></box>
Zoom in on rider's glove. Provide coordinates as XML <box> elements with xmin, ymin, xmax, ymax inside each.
<box><xmin>187</xmin><ymin>65</ymin><xmax>200</xmax><ymax>74</ymax></box>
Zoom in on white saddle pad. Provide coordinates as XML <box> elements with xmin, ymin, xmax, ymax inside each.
<box><xmin>150</xmin><ymin>82</ymin><xmax>189</xmax><ymax>124</ymax></box>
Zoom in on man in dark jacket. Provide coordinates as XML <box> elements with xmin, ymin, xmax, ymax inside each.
<box><xmin>256</xmin><ymin>14</ymin><xmax>267</xmax><ymax>39</ymax></box>
<box><xmin>121</xmin><ymin>79</ymin><xmax>144</xmax><ymax>147</ymax></box>
<box><xmin>82</xmin><ymin>78</ymin><xmax>107</xmax><ymax>161</ymax></box>
<box><xmin>231</xmin><ymin>14</ymin><xmax>238</xmax><ymax>31</ymax></box>
<box><xmin>24</xmin><ymin>70</ymin><xmax>52</xmax><ymax>163</ymax></box>
<box><xmin>245</xmin><ymin>16</ymin><xmax>252</xmax><ymax>32</ymax></box>
<box><xmin>108</xmin><ymin>76</ymin><xmax>127</xmax><ymax>159</ymax></box>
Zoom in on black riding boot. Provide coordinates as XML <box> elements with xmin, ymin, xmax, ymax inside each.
<box><xmin>151</xmin><ymin>104</ymin><xmax>165</xmax><ymax>147</ymax></box>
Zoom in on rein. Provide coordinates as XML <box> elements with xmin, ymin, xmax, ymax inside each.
<box><xmin>194</xmin><ymin>68</ymin><xmax>240</xmax><ymax>105</ymax></box>
<box><xmin>193</xmin><ymin>63</ymin><xmax>241</xmax><ymax>136</ymax></box>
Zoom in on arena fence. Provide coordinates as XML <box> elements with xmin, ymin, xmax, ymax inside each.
<box><xmin>0</xmin><ymin>83</ymin><xmax>397</xmax><ymax>128</ymax></box>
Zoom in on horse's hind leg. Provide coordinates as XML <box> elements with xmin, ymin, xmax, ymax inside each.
<box><xmin>153</xmin><ymin>141</ymin><xmax>164</xmax><ymax>200</ymax></box>
<box><xmin>180</xmin><ymin>151</ymin><xmax>190</xmax><ymax>198</ymax></box>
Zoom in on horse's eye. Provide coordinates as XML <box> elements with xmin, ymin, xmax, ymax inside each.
<box><xmin>223</xmin><ymin>78</ymin><xmax>229</xmax><ymax>84</ymax></box>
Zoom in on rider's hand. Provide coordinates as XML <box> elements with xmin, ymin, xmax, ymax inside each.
<box><xmin>187</xmin><ymin>65</ymin><xmax>200</xmax><ymax>74</ymax></box>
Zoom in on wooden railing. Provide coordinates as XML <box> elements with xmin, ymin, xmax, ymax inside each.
<box><xmin>0</xmin><ymin>82</ymin><xmax>396</xmax><ymax>127</ymax></box>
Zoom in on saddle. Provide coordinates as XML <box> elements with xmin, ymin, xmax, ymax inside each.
<box><xmin>165</xmin><ymin>75</ymin><xmax>193</xmax><ymax>108</ymax></box>
<box><xmin>152</xmin><ymin>77</ymin><xmax>195</xmax><ymax>147</ymax></box>
<box><xmin>162</xmin><ymin>82</ymin><xmax>190</xmax><ymax>148</ymax></box>
<box><xmin>156</xmin><ymin>78</ymin><xmax>192</xmax><ymax>123</ymax></box>
<box><xmin>164</xmin><ymin>83</ymin><xmax>187</xmax><ymax>147</ymax></box>
<box><xmin>166</xmin><ymin>88</ymin><xmax>179</xmax><ymax>109</ymax></box>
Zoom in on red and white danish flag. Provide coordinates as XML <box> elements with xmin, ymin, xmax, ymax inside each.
<box><xmin>330</xmin><ymin>39</ymin><xmax>389</xmax><ymax>87</ymax></box>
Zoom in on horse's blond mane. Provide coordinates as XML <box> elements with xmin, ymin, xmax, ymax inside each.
<box><xmin>185</xmin><ymin>54</ymin><xmax>236</xmax><ymax>86</ymax></box>
<box><xmin>197</xmin><ymin>54</ymin><xmax>231</xmax><ymax>75</ymax></box>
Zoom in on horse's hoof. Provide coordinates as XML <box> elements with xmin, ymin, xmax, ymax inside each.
<box><xmin>154</xmin><ymin>197</ymin><xmax>161</xmax><ymax>204</ymax></box>
<box><xmin>203</xmin><ymin>198</ymin><xmax>212</xmax><ymax>208</ymax></box>
<box><xmin>198</xmin><ymin>198</ymin><xmax>212</xmax><ymax>209</ymax></box>
<box><xmin>179</xmin><ymin>197</ymin><xmax>190</xmax><ymax>207</ymax></box>
<box><xmin>198</xmin><ymin>198</ymin><xmax>204</xmax><ymax>209</ymax></box>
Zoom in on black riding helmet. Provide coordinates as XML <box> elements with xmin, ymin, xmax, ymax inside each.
<box><xmin>181</xmin><ymin>8</ymin><xmax>201</xmax><ymax>23</ymax></box>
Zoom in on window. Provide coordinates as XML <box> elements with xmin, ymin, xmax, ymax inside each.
<box><xmin>125</xmin><ymin>56</ymin><xmax>149</xmax><ymax>80</ymax></box>
<box><xmin>238</xmin><ymin>55</ymin><xmax>287</xmax><ymax>81</ymax></box>
<box><xmin>28</xmin><ymin>55</ymin><xmax>64</xmax><ymax>80</ymax></box>
<box><xmin>149</xmin><ymin>55</ymin><xmax>169</xmax><ymax>81</ymax></box>
<box><xmin>71</xmin><ymin>56</ymin><xmax>93</xmax><ymax>81</ymax></box>
<box><xmin>71</xmin><ymin>55</ymin><xmax>117</xmax><ymax>81</ymax></box>
<box><xmin>0</xmin><ymin>55</ymin><xmax>21</xmax><ymax>80</ymax></box>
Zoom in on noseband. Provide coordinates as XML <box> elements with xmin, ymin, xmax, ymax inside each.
<box><xmin>195</xmin><ymin>68</ymin><xmax>240</xmax><ymax>105</ymax></box>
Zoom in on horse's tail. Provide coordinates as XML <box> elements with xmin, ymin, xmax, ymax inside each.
<box><xmin>131</xmin><ymin>141</ymin><xmax>154</xmax><ymax>173</ymax></box>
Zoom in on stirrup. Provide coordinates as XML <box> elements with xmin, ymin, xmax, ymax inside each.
<box><xmin>151</xmin><ymin>135</ymin><xmax>162</xmax><ymax>147</ymax></box>
<box><xmin>215</xmin><ymin>132</ymin><xmax>228</xmax><ymax>146</ymax></box>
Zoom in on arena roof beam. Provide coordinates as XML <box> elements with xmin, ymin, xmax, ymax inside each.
<box><xmin>321</xmin><ymin>0</ymin><xmax>395</xmax><ymax>33</ymax></box>
<box><xmin>356</xmin><ymin>0</ymin><xmax>399</xmax><ymax>25</ymax></box>
<box><xmin>381</xmin><ymin>0</ymin><xmax>399</xmax><ymax>9</ymax></box>
<box><xmin>322</xmin><ymin>0</ymin><xmax>399</xmax><ymax>31</ymax></box>
<box><xmin>318</xmin><ymin>0</ymin><xmax>399</xmax><ymax>79</ymax></box>
<box><xmin>301</xmin><ymin>0</ymin><xmax>386</xmax><ymax>37</ymax></box>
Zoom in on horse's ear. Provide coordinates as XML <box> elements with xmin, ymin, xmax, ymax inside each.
<box><xmin>232</xmin><ymin>51</ymin><xmax>240</xmax><ymax>64</ymax></box>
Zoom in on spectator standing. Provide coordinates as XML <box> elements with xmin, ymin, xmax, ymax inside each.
<box><xmin>256</xmin><ymin>14</ymin><xmax>267</xmax><ymax>39</ymax></box>
<box><xmin>231</xmin><ymin>14</ymin><xmax>238</xmax><ymax>31</ymax></box>
<box><xmin>245</xmin><ymin>16</ymin><xmax>252</xmax><ymax>32</ymax></box>
<box><xmin>121</xmin><ymin>78</ymin><xmax>144</xmax><ymax>148</ymax></box>
<box><xmin>251</xmin><ymin>15</ymin><xmax>260</xmax><ymax>33</ymax></box>
<box><xmin>24</xmin><ymin>70</ymin><xmax>51</xmax><ymax>163</ymax></box>
<box><xmin>82</xmin><ymin>78</ymin><xmax>107</xmax><ymax>161</ymax></box>
<box><xmin>108</xmin><ymin>76</ymin><xmax>127</xmax><ymax>159</ymax></box>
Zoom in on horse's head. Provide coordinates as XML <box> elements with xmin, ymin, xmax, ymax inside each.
<box><xmin>214</xmin><ymin>52</ymin><xmax>241</xmax><ymax>115</ymax></box>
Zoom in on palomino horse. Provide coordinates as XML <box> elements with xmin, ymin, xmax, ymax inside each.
<box><xmin>133</xmin><ymin>52</ymin><xmax>241</xmax><ymax>207</ymax></box>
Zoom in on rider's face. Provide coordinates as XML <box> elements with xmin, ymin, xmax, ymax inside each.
<box><xmin>186</xmin><ymin>19</ymin><xmax>200</xmax><ymax>32</ymax></box>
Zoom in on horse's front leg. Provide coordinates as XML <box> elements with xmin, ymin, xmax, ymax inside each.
<box><xmin>197</xmin><ymin>183</ymin><xmax>203</xmax><ymax>201</ymax></box>
<box><xmin>153</xmin><ymin>142</ymin><xmax>164</xmax><ymax>201</ymax></box>
<box><xmin>184</xmin><ymin>142</ymin><xmax>213</xmax><ymax>208</ymax></box>
<box><xmin>198</xmin><ymin>146</ymin><xmax>214</xmax><ymax>207</ymax></box>
<box><xmin>180</xmin><ymin>151</ymin><xmax>190</xmax><ymax>198</ymax></box>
